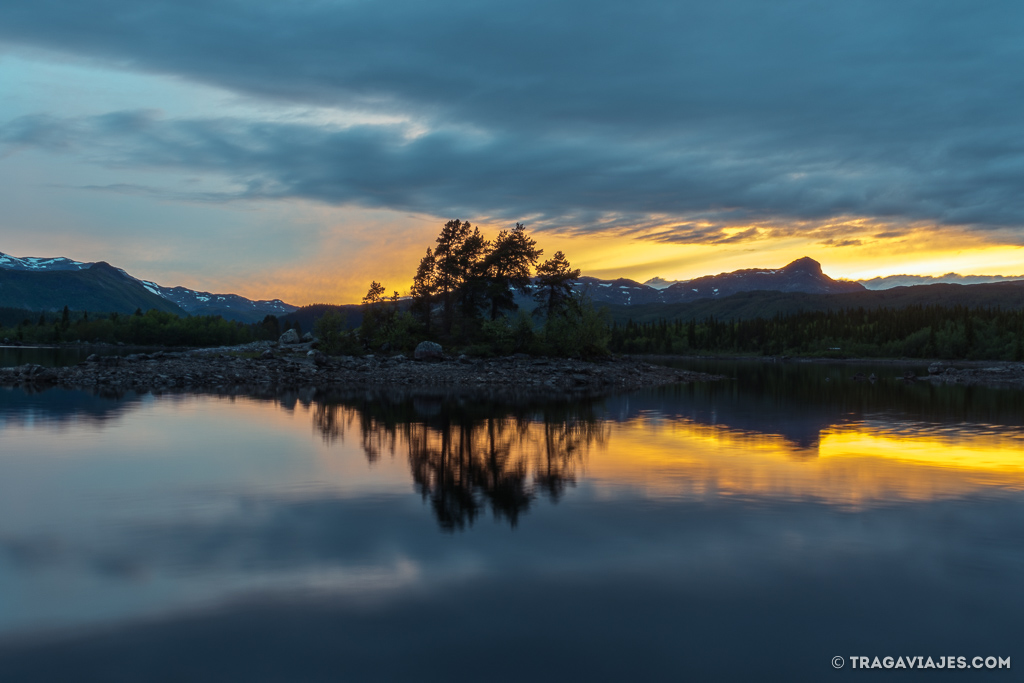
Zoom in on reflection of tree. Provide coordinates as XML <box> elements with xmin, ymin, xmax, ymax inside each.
<box><xmin>312</xmin><ymin>394</ymin><xmax>609</xmax><ymax>530</ymax></box>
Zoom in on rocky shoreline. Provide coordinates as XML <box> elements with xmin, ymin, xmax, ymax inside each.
<box><xmin>0</xmin><ymin>341</ymin><xmax>720</xmax><ymax>395</ymax></box>
<box><xmin>919</xmin><ymin>360</ymin><xmax>1024</xmax><ymax>388</ymax></box>
<box><xmin>639</xmin><ymin>353</ymin><xmax>1024</xmax><ymax>388</ymax></box>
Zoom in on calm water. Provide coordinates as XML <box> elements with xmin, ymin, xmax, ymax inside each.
<box><xmin>0</xmin><ymin>358</ymin><xmax>1022</xmax><ymax>681</ymax></box>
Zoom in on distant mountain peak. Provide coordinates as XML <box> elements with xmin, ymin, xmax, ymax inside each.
<box><xmin>782</xmin><ymin>256</ymin><xmax>823</xmax><ymax>274</ymax></box>
<box><xmin>643</xmin><ymin>276</ymin><xmax>681</xmax><ymax>290</ymax></box>
<box><xmin>573</xmin><ymin>257</ymin><xmax>862</xmax><ymax>306</ymax></box>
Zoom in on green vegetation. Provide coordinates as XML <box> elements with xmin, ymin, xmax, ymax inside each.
<box><xmin>0</xmin><ymin>307</ymin><xmax>276</xmax><ymax>347</ymax></box>
<box><xmin>601</xmin><ymin>281</ymin><xmax>1024</xmax><ymax>326</ymax></box>
<box><xmin>610</xmin><ymin>304</ymin><xmax>1024</xmax><ymax>361</ymax></box>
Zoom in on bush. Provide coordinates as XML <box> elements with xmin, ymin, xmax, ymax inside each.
<box><xmin>314</xmin><ymin>311</ymin><xmax>361</xmax><ymax>355</ymax></box>
<box><xmin>543</xmin><ymin>298</ymin><xmax>610</xmax><ymax>358</ymax></box>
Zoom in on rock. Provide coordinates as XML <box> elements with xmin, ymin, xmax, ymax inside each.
<box><xmin>260</xmin><ymin>349</ymin><xmax>275</xmax><ymax>360</ymax></box>
<box><xmin>86</xmin><ymin>354</ymin><xmax>99</xmax><ymax>362</ymax></box>
<box><xmin>279</xmin><ymin>329</ymin><xmax>301</xmax><ymax>345</ymax></box>
<box><xmin>928</xmin><ymin>362</ymin><xmax>944</xmax><ymax>375</ymax></box>
<box><xmin>309</xmin><ymin>350</ymin><xmax>328</xmax><ymax>366</ymax></box>
<box><xmin>414</xmin><ymin>341</ymin><xmax>444</xmax><ymax>362</ymax></box>
<box><xmin>301</xmin><ymin>332</ymin><xmax>314</xmax><ymax>342</ymax></box>
<box><xmin>457</xmin><ymin>354</ymin><xmax>472</xmax><ymax>364</ymax></box>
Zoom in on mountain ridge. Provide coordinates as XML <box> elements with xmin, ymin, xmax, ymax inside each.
<box><xmin>576</xmin><ymin>257</ymin><xmax>864</xmax><ymax>306</ymax></box>
<box><xmin>0</xmin><ymin>251</ymin><xmax>298</xmax><ymax>322</ymax></box>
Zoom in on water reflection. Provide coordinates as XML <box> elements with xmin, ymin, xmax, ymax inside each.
<box><xmin>313</xmin><ymin>396</ymin><xmax>607</xmax><ymax>529</ymax></box>
<box><xmin>1</xmin><ymin>372</ymin><xmax>1023</xmax><ymax>681</ymax></box>
<box><xmin>0</xmin><ymin>385</ymin><xmax>146</xmax><ymax>428</ymax></box>
<box><xmin>641</xmin><ymin>358</ymin><xmax>1024</xmax><ymax>450</ymax></box>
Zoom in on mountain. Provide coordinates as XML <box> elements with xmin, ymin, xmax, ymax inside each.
<box><xmin>0</xmin><ymin>262</ymin><xmax>185</xmax><ymax>315</ymax></box>
<box><xmin>642</xmin><ymin>276</ymin><xmax>680</xmax><ymax>290</ymax></box>
<box><xmin>0</xmin><ymin>253</ymin><xmax>91</xmax><ymax>271</ymax></box>
<box><xmin>601</xmin><ymin>280</ymin><xmax>1024</xmax><ymax>325</ymax></box>
<box><xmin>0</xmin><ymin>251</ymin><xmax>297</xmax><ymax>322</ymax></box>
<box><xmin>575</xmin><ymin>257</ymin><xmax>864</xmax><ymax>306</ymax></box>
<box><xmin>858</xmin><ymin>273</ymin><xmax>1024</xmax><ymax>289</ymax></box>
<box><xmin>136</xmin><ymin>284</ymin><xmax>296</xmax><ymax>323</ymax></box>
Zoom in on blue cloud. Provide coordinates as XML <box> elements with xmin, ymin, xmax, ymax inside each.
<box><xmin>1</xmin><ymin>0</ymin><xmax>1023</xmax><ymax>240</ymax></box>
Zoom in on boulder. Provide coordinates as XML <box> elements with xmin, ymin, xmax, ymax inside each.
<box><xmin>308</xmin><ymin>350</ymin><xmax>328</xmax><ymax>366</ymax></box>
<box><xmin>301</xmin><ymin>332</ymin><xmax>314</xmax><ymax>342</ymax></box>
<box><xmin>260</xmin><ymin>349</ymin><xmax>275</xmax><ymax>360</ymax></box>
<box><xmin>279</xmin><ymin>329</ymin><xmax>301</xmax><ymax>344</ymax></box>
<box><xmin>414</xmin><ymin>341</ymin><xmax>444</xmax><ymax>362</ymax></box>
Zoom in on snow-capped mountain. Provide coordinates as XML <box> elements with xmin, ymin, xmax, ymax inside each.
<box><xmin>146</xmin><ymin>284</ymin><xmax>295</xmax><ymax>318</ymax></box>
<box><xmin>642</xmin><ymin>276</ymin><xmax>682</xmax><ymax>290</ymax></box>
<box><xmin>0</xmin><ymin>253</ymin><xmax>91</xmax><ymax>271</ymax></box>
<box><xmin>0</xmin><ymin>251</ymin><xmax>297</xmax><ymax>322</ymax></box>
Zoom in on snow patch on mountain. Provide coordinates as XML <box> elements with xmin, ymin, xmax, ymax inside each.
<box><xmin>0</xmin><ymin>251</ymin><xmax>298</xmax><ymax>319</ymax></box>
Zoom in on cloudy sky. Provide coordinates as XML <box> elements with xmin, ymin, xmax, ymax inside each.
<box><xmin>2</xmin><ymin>0</ymin><xmax>1023</xmax><ymax>303</ymax></box>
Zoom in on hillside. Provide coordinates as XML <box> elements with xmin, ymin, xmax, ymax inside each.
<box><xmin>0</xmin><ymin>250</ymin><xmax>296</xmax><ymax>322</ymax></box>
<box><xmin>0</xmin><ymin>262</ymin><xmax>185</xmax><ymax>315</ymax></box>
<box><xmin>575</xmin><ymin>257</ymin><xmax>863</xmax><ymax>307</ymax></box>
<box><xmin>602</xmin><ymin>281</ymin><xmax>1024</xmax><ymax>324</ymax></box>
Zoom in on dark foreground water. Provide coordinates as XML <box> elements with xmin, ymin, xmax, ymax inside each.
<box><xmin>0</xmin><ymin>359</ymin><xmax>1021</xmax><ymax>681</ymax></box>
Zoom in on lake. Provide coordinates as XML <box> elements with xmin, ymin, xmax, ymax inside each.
<box><xmin>0</xmin><ymin>358</ymin><xmax>1020</xmax><ymax>681</ymax></box>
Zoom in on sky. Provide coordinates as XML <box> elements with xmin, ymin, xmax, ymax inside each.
<box><xmin>2</xmin><ymin>0</ymin><xmax>1024</xmax><ymax>304</ymax></box>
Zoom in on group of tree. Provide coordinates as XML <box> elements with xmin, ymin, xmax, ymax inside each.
<box><xmin>610</xmin><ymin>304</ymin><xmax>1024</xmax><ymax>361</ymax></box>
<box><xmin>316</xmin><ymin>219</ymin><xmax>609</xmax><ymax>357</ymax></box>
<box><xmin>0</xmin><ymin>306</ymin><xmax>282</xmax><ymax>347</ymax></box>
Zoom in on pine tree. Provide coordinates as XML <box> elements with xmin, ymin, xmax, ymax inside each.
<box><xmin>411</xmin><ymin>247</ymin><xmax>438</xmax><ymax>335</ymax></box>
<box><xmin>483</xmin><ymin>223</ymin><xmax>542</xmax><ymax>320</ymax></box>
<box><xmin>534</xmin><ymin>251</ymin><xmax>581</xmax><ymax>320</ymax></box>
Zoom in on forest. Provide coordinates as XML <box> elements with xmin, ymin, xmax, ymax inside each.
<box><xmin>609</xmin><ymin>304</ymin><xmax>1024</xmax><ymax>361</ymax></box>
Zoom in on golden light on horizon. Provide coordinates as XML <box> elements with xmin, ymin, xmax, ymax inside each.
<box><xmin>105</xmin><ymin>212</ymin><xmax>1024</xmax><ymax>306</ymax></box>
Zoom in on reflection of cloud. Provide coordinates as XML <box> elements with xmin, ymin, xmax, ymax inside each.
<box><xmin>2</xmin><ymin>488</ymin><xmax>1022</xmax><ymax>679</ymax></box>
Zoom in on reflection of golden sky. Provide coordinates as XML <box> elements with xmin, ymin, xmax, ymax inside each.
<box><xmin>224</xmin><ymin>400</ymin><xmax>1024</xmax><ymax>506</ymax></box>
<box><xmin>586</xmin><ymin>419</ymin><xmax>1024</xmax><ymax>507</ymax></box>
<box><xmin>8</xmin><ymin>394</ymin><xmax>1023</xmax><ymax>509</ymax></box>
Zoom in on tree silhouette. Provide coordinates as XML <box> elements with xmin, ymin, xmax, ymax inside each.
<box><xmin>483</xmin><ymin>223</ymin><xmax>543</xmax><ymax>320</ymax></box>
<box><xmin>410</xmin><ymin>247</ymin><xmax>438</xmax><ymax>335</ymax></box>
<box><xmin>534</xmin><ymin>251</ymin><xmax>581</xmax><ymax>320</ymax></box>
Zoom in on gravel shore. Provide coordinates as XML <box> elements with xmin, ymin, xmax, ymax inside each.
<box><xmin>0</xmin><ymin>342</ymin><xmax>719</xmax><ymax>394</ymax></box>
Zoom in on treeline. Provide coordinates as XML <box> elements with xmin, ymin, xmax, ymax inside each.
<box><xmin>610</xmin><ymin>304</ymin><xmax>1024</xmax><ymax>360</ymax></box>
<box><xmin>315</xmin><ymin>220</ymin><xmax>610</xmax><ymax>357</ymax></box>
<box><xmin>0</xmin><ymin>306</ymin><xmax>284</xmax><ymax>347</ymax></box>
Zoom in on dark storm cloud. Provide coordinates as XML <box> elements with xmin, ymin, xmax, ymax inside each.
<box><xmin>2</xmin><ymin>0</ymin><xmax>1024</xmax><ymax>237</ymax></box>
